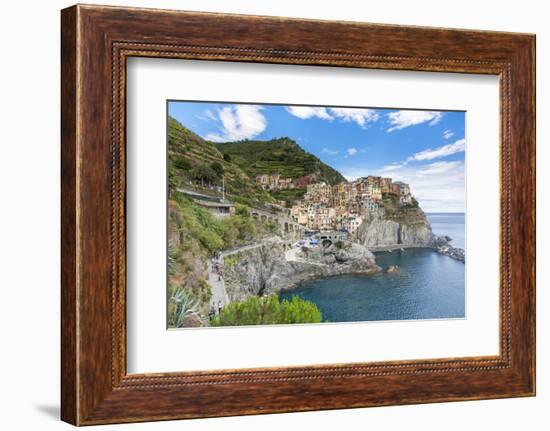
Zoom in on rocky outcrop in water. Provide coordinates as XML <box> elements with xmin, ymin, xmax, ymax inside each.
<box><xmin>223</xmin><ymin>239</ymin><xmax>380</xmax><ymax>301</ymax></box>
<box><xmin>432</xmin><ymin>235</ymin><xmax>465</xmax><ymax>263</ymax></box>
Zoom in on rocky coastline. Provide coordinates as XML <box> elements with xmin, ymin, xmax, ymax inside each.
<box><xmin>219</xmin><ymin>204</ymin><xmax>465</xmax><ymax>304</ymax></box>
<box><xmin>222</xmin><ymin>238</ymin><xmax>381</xmax><ymax>302</ymax></box>
<box><xmin>432</xmin><ymin>235</ymin><xmax>465</xmax><ymax>263</ymax></box>
<box><xmin>352</xmin><ymin>207</ymin><xmax>465</xmax><ymax>263</ymax></box>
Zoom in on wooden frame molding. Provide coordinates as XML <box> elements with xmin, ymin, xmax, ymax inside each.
<box><xmin>61</xmin><ymin>4</ymin><xmax>535</xmax><ymax>425</ymax></box>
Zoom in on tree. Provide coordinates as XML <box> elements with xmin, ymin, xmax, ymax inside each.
<box><xmin>191</xmin><ymin>164</ymin><xmax>216</xmax><ymax>187</ymax></box>
<box><xmin>210</xmin><ymin>161</ymin><xmax>224</xmax><ymax>179</ymax></box>
<box><xmin>223</xmin><ymin>153</ymin><xmax>231</xmax><ymax>162</ymax></box>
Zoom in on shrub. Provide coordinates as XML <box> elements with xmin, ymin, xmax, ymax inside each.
<box><xmin>235</xmin><ymin>204</ymin><xmax>250</xmax><ymax>217</ymax></box>
<box><xmin>223</xmin><ymin>254</ymin><xmax>239</xmax><ymax>267</ymax></box>
<box><xmin>171</xmin><ymin>193</ymin><xmax>225</xmax><ymax>253</ymax></box>
<box><xmin>210</xmin><ymin>295</ymin><xmax>322</xmax><ymax>326</ymax></box>
<box><xmin>172</xmin><ymin>155</ymin><xmax>192</xmax><ymax>171</ymax></box>
<box><xmin>171</xmin><ymin>193</ymin><xmax>263</xmax><ymax>254</ymax></box>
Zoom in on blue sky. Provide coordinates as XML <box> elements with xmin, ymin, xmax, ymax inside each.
<box><xmin>168</xmin><ymin>101</ymin><xmax>466</xmax><ymax>212</ymax></box>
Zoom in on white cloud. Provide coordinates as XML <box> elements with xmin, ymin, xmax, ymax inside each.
<box><xmin>346</xmin><ymin>148</ymin><xmax>358</xmax><ymax>156</ymax></box>
<box><xmin>407</xmin><ymin>138</ymin><xmax>466</xmax><ymax>162</ymax></box>
<box><xmin>285</xmin><ymin>106</ymin><xmax>332</xmax><ymax>120</ymax></box>
<box><xmin>286</xmin><ymin>106</ymin><xmax>380</xmax><ymax>128</ymax></box>
<box><xmin>203</xmin><ymin>105</ymin><xmax>267</xmax><ymax>142</ymax></box>
<box><xmin>381</xmin><ymin>163</ymin><xmax>405</xmax><ymax>171</ymax></box>
<box><xmin>328</xmin><ymin>108</ymin><xmax>380</xmax><ymax>127</ymax></box>
<box><xmin>416</xmin><ymin>160</ymin><xmax>463</xmax><ymax>175</ymax></box>
<box><xmin>387</xmin><ymin>110</ymin><xmax>443</xmax><ymax>132</ymax></box>
<box><xmin>321</xmin><ymin>147</ymin><xmax>338</xmax><ymax>155</ymax></box>
<box><xmin>204</xmin><ymin>109</ymin><xmax>217</xmax><ymax>121</ymax></box>
<box><xmin>443</xmin><ymin>129</ymin><xmax>454</xmax><ymax>140</ymax></box>
<box><xmin>342</xmin><ymin>160</ymin><xmax>465</xmax><ymax>212</ymax></box>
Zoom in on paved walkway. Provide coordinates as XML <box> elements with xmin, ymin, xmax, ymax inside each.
<box><xmin>207</xmin><ymin>259</ymin><xmax>229</xmax><ymax>310</ymax></box>
<box><xmin>218</xmin><ymin>236</ymin><xmax>278</xmax><ymax>258</ymax></box>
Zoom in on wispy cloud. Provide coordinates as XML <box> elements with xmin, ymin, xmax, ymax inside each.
<box><xmin>387</xmin><ymin>110</ymin><xmax>443</xmax><ymax>132</ymax></box>
<box><xmin>346</xmin><ymin>148</ymin><xmax>358</xmax><ymax>156</ymax></box>
<box><xmin>197</xmin><ymin>108</ymin><xmax>218</xmax><ymax>122</ymax></box>
<box><xmin>329</xmin><ymin>108</ymin><xmax>380</xmax><ymax>128</ymax></box>
<box><xmin>416</xmin><ymin>160</ymin><xmax>463</xmax><ymax>175</ymax></box>
<box><xmin>285</xmin><ymin>106</ymin><xmax>380</xmax><ymax>128</ymax></box>
<box><xmin>406</xmin><ymin>138</ymin><xmax>465</xmax><ymax>162</ymax></box>
<box><xmin>342</xmin><ymin>160</ymin><xmax>465</xmax><ymax>212</ymax></box>
<box><xmin>381</xmin><ymin>163</ymin><xmax>406</xmax><ymax>171</ymax></box>
<box><xmin>203</xmin><ymin>105</ymin><xmax>267</xmax><ymax>142</ymax></box>
<box><xmin>321</xmin><ymin>147</ymin><xmax>339</xmax><ymax>156</ymax></box>
<box><xmin>374</xmin><ymin>138</ymin><xmax>466</xmax><ymax>175</ymax></box>
<box><xmin>443</xmin><ymin>129</ymin><xmax>454</xmax><ymax>140</ymax></box>
<box><xmin>285</xmin><ymin>106</ymin><xmax>332</xmax><ymax>120</ymax></box>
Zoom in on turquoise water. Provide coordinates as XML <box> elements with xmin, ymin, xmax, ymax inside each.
<box><xmin>427</xmin><ymin>212</ymin><xmax>465</xmax><ymax>249</ymax></box>
<box><xmin>279</xmin><ymin>248</ymin><xmax>465</xmax><ymax>323</ymax></box>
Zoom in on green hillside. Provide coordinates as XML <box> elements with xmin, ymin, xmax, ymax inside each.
<box><xmin>215</xmin><ymin>137</ymin><xmax>347</xmax><ymax>186</ymax></box>
<box><xmin>168</xmin><ymin>116</ymin><xmax>274</xmax><ymax>207</ymax></box>
<box><xmin>168</xmin><ymin>117</ymin><xmax>347</xmax><ymax>207</ymax></box>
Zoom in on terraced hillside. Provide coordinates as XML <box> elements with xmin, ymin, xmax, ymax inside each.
<box><xmin>215</xmin><ymin>137</ymin><xmax>346</xmax><ymax>185</ymax></box>
<box><xmin>168</xmin><ymin>116</ymin><xmax>274</xmax><ymax>207</ymax></box>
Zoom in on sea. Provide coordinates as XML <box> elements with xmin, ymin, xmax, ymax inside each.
<box><xmin>427</xmin><ymin>212</ymin><xmax>465</xmax><ymax>249</ymax></box>
<box><xmin>279</xmin><ymin>213</ymin><xmax>466</xmax><ymax>323</ymax></box>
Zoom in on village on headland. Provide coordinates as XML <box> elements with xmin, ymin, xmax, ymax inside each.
<box><xmin>256</xmin><ymin>173</ymin><xmax>412</xmax><ymax>234</ymax></box>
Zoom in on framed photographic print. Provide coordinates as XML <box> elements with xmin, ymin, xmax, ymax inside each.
<box><xmin>61</xmin><ymin>4</ymin><xmax>536</xmax><ymax>425</ymax></box>
<box><xmin>163</xmin><ymin>100</ymin><xmax>467</xmax><ymax>330</ymax></box>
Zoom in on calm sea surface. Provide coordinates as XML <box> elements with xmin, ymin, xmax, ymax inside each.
<box><xmin>427</xmin><ymin>212</ymin><xmax>465</xmax><ymax>249</ymax></box>
<box><xmin>279</xmin><ymin>247</ymin><xmax>465</xmax><ymax>323</ymax></box>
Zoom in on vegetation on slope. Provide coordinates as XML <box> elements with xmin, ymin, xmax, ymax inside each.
<box><xmin>380</xmin><ymin>193</ymin><xmax>425</xmax><ymax>224</ymax></box>
<box><xmin>210</xmin><ymin>294</ymin><xmax>323</xmax><ymax>326</ymax></box>
<box><xmin>167</xmin><ymin>192</ymin><xmax>280</xmax><ymax>328</ymax></box>
<box><xmin>215</xmin><ymin>137</ymin><xmax>347</xmax><ymax>185</ymax></box>
<box><xmin>168</xmin><ymin>116</ymin><xmax>274</xmax><ymax>206</ymax></box>
<box><xmin>171</xmin><ymin>193</ymin><xmax>278</xmax><ymax>255</ymax></box>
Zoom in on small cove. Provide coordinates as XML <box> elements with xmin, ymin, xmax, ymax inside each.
<box><xmin>279</xmin><ymin>248</ymin><xmax>465</xmax><ymax>323</ymax></box>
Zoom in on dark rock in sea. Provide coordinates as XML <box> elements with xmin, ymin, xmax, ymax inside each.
<box><xmin>434</xmin><ymin>242</ymin><xmax>465</xmax><ymax>263</ymax></box>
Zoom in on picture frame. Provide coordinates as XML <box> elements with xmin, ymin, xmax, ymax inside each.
<box><xmin>61</xmin><ymin>4</ymin><xmax>535</xmax><ymax>425</ymax></box>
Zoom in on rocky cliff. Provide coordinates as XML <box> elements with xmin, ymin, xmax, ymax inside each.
<box><xmin>223</xmin><ymin>239</ymin><xmax>380</xmax><ymax>301</ymax></box>
<box><xmin>352</xmin><ymin>205</ymin><xmax>434</xmax><ymax>248</ymax></box>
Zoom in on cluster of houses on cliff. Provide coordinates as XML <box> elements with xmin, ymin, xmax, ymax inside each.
<box><xmin>287</xmin><ymin>176</ymin><xmax>413</xmax><ymax>233</ymax></box>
